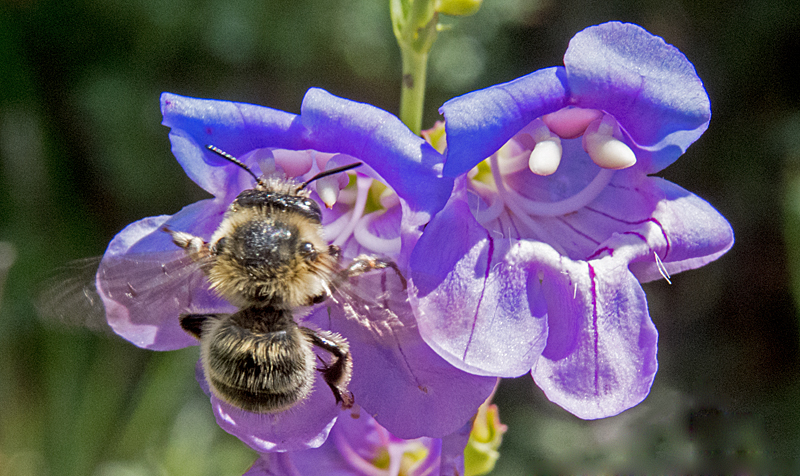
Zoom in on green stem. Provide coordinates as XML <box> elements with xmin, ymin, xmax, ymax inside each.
<box><xmin>392</xmin><ymin>0</ymin><xmax>437</xmax><ymax>135</ymax></box>
<box><xmin>400</xmin><ymin>47</ymin><xmax>429</xmax><ymax>135</ymax></box>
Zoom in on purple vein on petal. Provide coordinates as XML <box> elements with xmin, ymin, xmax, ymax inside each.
<box><xmin>621</xmin><ymin>231</ymin><xmax>648</xmax><ymax>242</ymax></box>
<box><xmin>391</xmin><ymin>328</ymin><xmax>425</xmax><ymax>391</ymax></box>
<box><xmin>379</xmin><ymin>271</ymin><xmax>423</xmax><ymax>390</ymax></box>
<box><xmin>556</xmin><ymin>217</ymin><xmax>601</xmax><ymax>246</ymax></box>
<box><xmin>586</xmin><ymin>246</ymin><xmax>614</xmax><ymax>260</ymax></box>
<box><xmin>463</xmin><ymin>233</ymin><xmax>495</xmax><ymax>362</ymax></box>
<box><xmin>585</xmin><ymin>207</ymin><xmax>672</xmax><ymax>257</ymax></box>
<box><xmin>649</xmin><ymin>217</ymin><xmax>671</xmax><ymax>259</ymax></box>
<box><xmin>588</xmin><ymin>262</ymin><xmax>600</xmax><ymax>396</ymax></box>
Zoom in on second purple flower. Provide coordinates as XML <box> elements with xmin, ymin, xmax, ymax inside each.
<box><xmin>410</xmin><ymin>22</ymin><xmax>734</xmax><ymax>419</ymax></box>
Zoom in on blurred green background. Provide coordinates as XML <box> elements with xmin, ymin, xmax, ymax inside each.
<box><xmin>1</xmin><ymin>0</ymin><xmax>799</xmax><ymax>474</ymax></box>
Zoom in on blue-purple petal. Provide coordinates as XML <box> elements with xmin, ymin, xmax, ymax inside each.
<box><xmin>628</xmin><ymin>177</ymin><xmax>734</xmax><ymax>282</ymax></box>
<box><xmin>440</xmin><ymin>67</ymin><xmax>569</xmax><ymax>177</ymax></box>
<box><xmin>528</xmin><ymin>240</ymin><xmax>658</xmax><ymax>419</ymax></box>
<box><xmin>439</xmin><ymin>22</ymin><xmax>710</xmax><ymax>177</ymax></box>
<box><xmin>160</xmin><ymin>93</ymin><xmax>306</xmax><ymax>198</ymax></box>
<box><xmin>305</xmin><ymin>257</ymin><xmax>496</xmax><ymax>439</ymax></box>
<box><xmin>244</xmin><ymin>455</ymin><xmax>298</xmax><ymax>476</ymax></box>
<box><xmin>100</xmin><ymin>200</ymin><xmax>234</xmax><ymax>351</ymax></box>
<box><xmin>194</xmin><ymin>362</ymin><xmax>339</xmax><ymax>453</ymax></box>
<box><xmin>439</xmin><ymin>418</ymin><xmax>472</xmax><ymax>476</ymax></box>
<box><xmin>410</xmin><ymin>188</ymin><xmax>549</xmax><ymax>378</ymax></box>
<box><xmin>301</xmin><ymin>88</ymin><xmax>453</xmax><ymax>218</ymax></box>
<box><xmin>565</xmin><ymin>22</ymin><xmax>711</xmax><ymax>173</ymax></box>
<box><xmin>415</xmin><ymin>21</ymin><xmax>728</xmax><ymax>422</ymax></box>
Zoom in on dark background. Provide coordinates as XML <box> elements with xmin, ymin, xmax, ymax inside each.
<box><xmin>1</xmin><ymin>0</ymin><xmax>799</xmax><ymax>474</ymax></box>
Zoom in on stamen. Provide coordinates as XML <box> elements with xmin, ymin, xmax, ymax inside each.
<box><xmin>332</xmin><ymin>175</ymin><xmax>372</xmax><ymax>247</ymax></box>
<box><xmin>354</xmin><ymin>211</ymin><xmax>401</xmax><ymax>255</ymax></box>
<box><xmin>583</xmin><ymin>114</ymin><xmax>637</xmax><ymax>170</ymax></box>
<box><xmin>498</xmin><ymin>163</ymin><xmax>615</xmax><ymax>217</ymax></box>
<box><xmin>654</xmin><ymin>251</ymin><xmax>672</xmax><ymax>284</ymax></box>
<box><xmin>316</xmin><ymin>162</ymin><xmax>345</xmax><ymax>208</ymax></box>
<box><xmin>520</xmin><ymin>118</ymin><xmax>562</xmax><ymax>176</ymax></box>
<box><xmin>253</xmin><ymin>149</ymin><xmax>276</xmax><ymax>177</ymax></box>
<box><xmin>386</xmin><ymin>443</ymin><xmax>404</xmax><ymax>476</ymax></box>
<box><xmin>322</xmin><ymin>210</ymin><xmax>353</xmax><ymax>242</ymax></box>
<box><xmin>469</xmin><ymin>181</ymin><xmax>504</xmax><ymax>225</ymax></box>
<box><xmin>528</xmin><ymin>140</ymin><xmax>562</xmax><ymax>176</ymax></box>
<box><xmin>489</xmin><ymin>154</ymin><xmax>570</xmax><ymax>252</ymax></box>
<box><xmin>336</xmin><ymin>187</ymin><xmax>358</xmax><ymax>206</ymax></box>
<box><xmin>495</xmin><ymin>150</ymin><xmax>532</xmax><ymax>176</ymax></box>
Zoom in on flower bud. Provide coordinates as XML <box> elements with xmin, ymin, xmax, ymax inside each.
<box><xmin>435</xmin><ymin>0</ymin><xmax>482</xmax><ymax>17</ymax></box>
<box><xmin>464</xmin><ymin>402</ymin><xmax>507</xmax><ymax>476</ymax></box>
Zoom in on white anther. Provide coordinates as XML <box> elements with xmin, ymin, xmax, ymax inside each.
<box><xmin>315</xmin><ymin>159</ymin><xmax>350</xmax><ymax>208</ymax></box>
<box><xmin>253</xmin><ymin>149</ymin><xmax>276</xmax><ymax>176</ymax></box>
<box><xmin>520</xmin><ymin>118</ymin><xmax>562</xmax><ymax>176</ymax></box>
<box><xmin>316</xmin><ymin>176</ymin><xmax>340</xmax><ymax>208</ymax></box>
<box><xmin>582</xmin><ymin>114</ymin><xmax>637</xmax><ymax>170</ymax></box>
<box><xmin>528</xmin><ymin>140</ymin><xmax>562</xmax><ymax>176</ymax></box>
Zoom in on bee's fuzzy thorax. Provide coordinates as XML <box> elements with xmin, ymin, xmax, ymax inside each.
<box><xmin>207</xmin><ymin>183</ymin><xmax>338</xmax><ymax>309</ymax></box>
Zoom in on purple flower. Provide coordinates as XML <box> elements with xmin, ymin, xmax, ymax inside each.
<box><xmin>97</xmin><ymin>89</ymin><xmax>496</xmax><ymax>451</ymax></box>
<box><xmin>409</xmin><ymin>22</ymin><xmax>733</xmax><ymax>419</ymax></box>
<box><xmin>244</xmin><ymin>408</ymin><xmax>472</xmax><ymax>476</ymax></box>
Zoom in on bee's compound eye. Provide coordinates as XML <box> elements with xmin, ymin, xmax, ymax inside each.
<box><xmin>212</xmin><ymin>237</ymin><xmax>227</xmax><ymax>255</ymax></box>
<box><xmin>304</xmin><ymin>199</ymin><xmax>322</xmax><ymax>221</ymax></box>
<box><xmin>300</xmin><ymin>242</ymin><xmax>318</xmax><ymax>262</ymax></box>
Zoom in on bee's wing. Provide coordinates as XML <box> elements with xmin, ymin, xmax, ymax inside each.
<box><xmin>37</xmin><ymin>256</ymin><xmax>109</xmax><ymax>331</ymax></box>
<box><xmin>37</xmin><ymin>250</ymin><xmax>211</xmax><ymax>334</ymax></box>
<box><xmin>329</xmin><ymin>265</ymin><xmax>411</xmax><ymax>340</ymax></box>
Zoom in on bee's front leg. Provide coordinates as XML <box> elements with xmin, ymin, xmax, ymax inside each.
<box><xmin>340</xmin><ymin>255</ymin><xmax>407</xmax><ymax>289</ymax></box>
<box><xmin>163</xmin><ymin>226</ymin><xmax>210</xmax><ymax>258</ymax></box>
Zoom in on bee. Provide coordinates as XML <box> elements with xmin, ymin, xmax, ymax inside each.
<box><xmin>39</xmin><ymin>145</ymin><xmax>404</xmax><ymax>414</ymax></box>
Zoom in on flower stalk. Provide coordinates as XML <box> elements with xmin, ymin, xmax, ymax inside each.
<box><xmin>399</xmin><ymin>46</ymin><xmax>431</xmax><ymax>135</ymax></box>
<box><xmin>392</xmin><ymin>0</ymin><xmax>438</xmax><ymax>134</ymax></box>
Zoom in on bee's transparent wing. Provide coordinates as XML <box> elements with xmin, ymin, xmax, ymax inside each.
<box><xmin>37</xmin><ymin>256</ymin><xmax>109</xmax><ymax>331</ymax></box>
<box><xmin>329</xmin><ymin>263</ymin><xmax>411</xmax><ymax>340</ymax></box>
<box><xmin>37</xmin><ymin>250</ymin><xmax>212</xmax><ymax>335</ymax></box>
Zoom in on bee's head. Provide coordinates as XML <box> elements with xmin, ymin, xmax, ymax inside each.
<box><xmin>199</xmin><ymin>145</ymin><xmax>360</xmax><ymax>308</ymax></box>
<box><xmin>206</xmin><ymin>188</ymin><xmax>336</xmax><ymax>309</ymax></box>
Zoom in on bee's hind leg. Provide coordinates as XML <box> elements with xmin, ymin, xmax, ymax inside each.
<box><xmin>301</xmin><ymin>327</ymin><xmax>354</xmax><ymax>409</ymax></box>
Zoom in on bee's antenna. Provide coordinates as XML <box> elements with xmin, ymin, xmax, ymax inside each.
<box><xmin>298</xmin><ymin>162</ymin><xmax>362</xmax><ymax>192</ymax></box>
<box><xmin>206</xmin><ymin>145</ymin><xmax>263</xmax><ymax>185</ymax></box>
